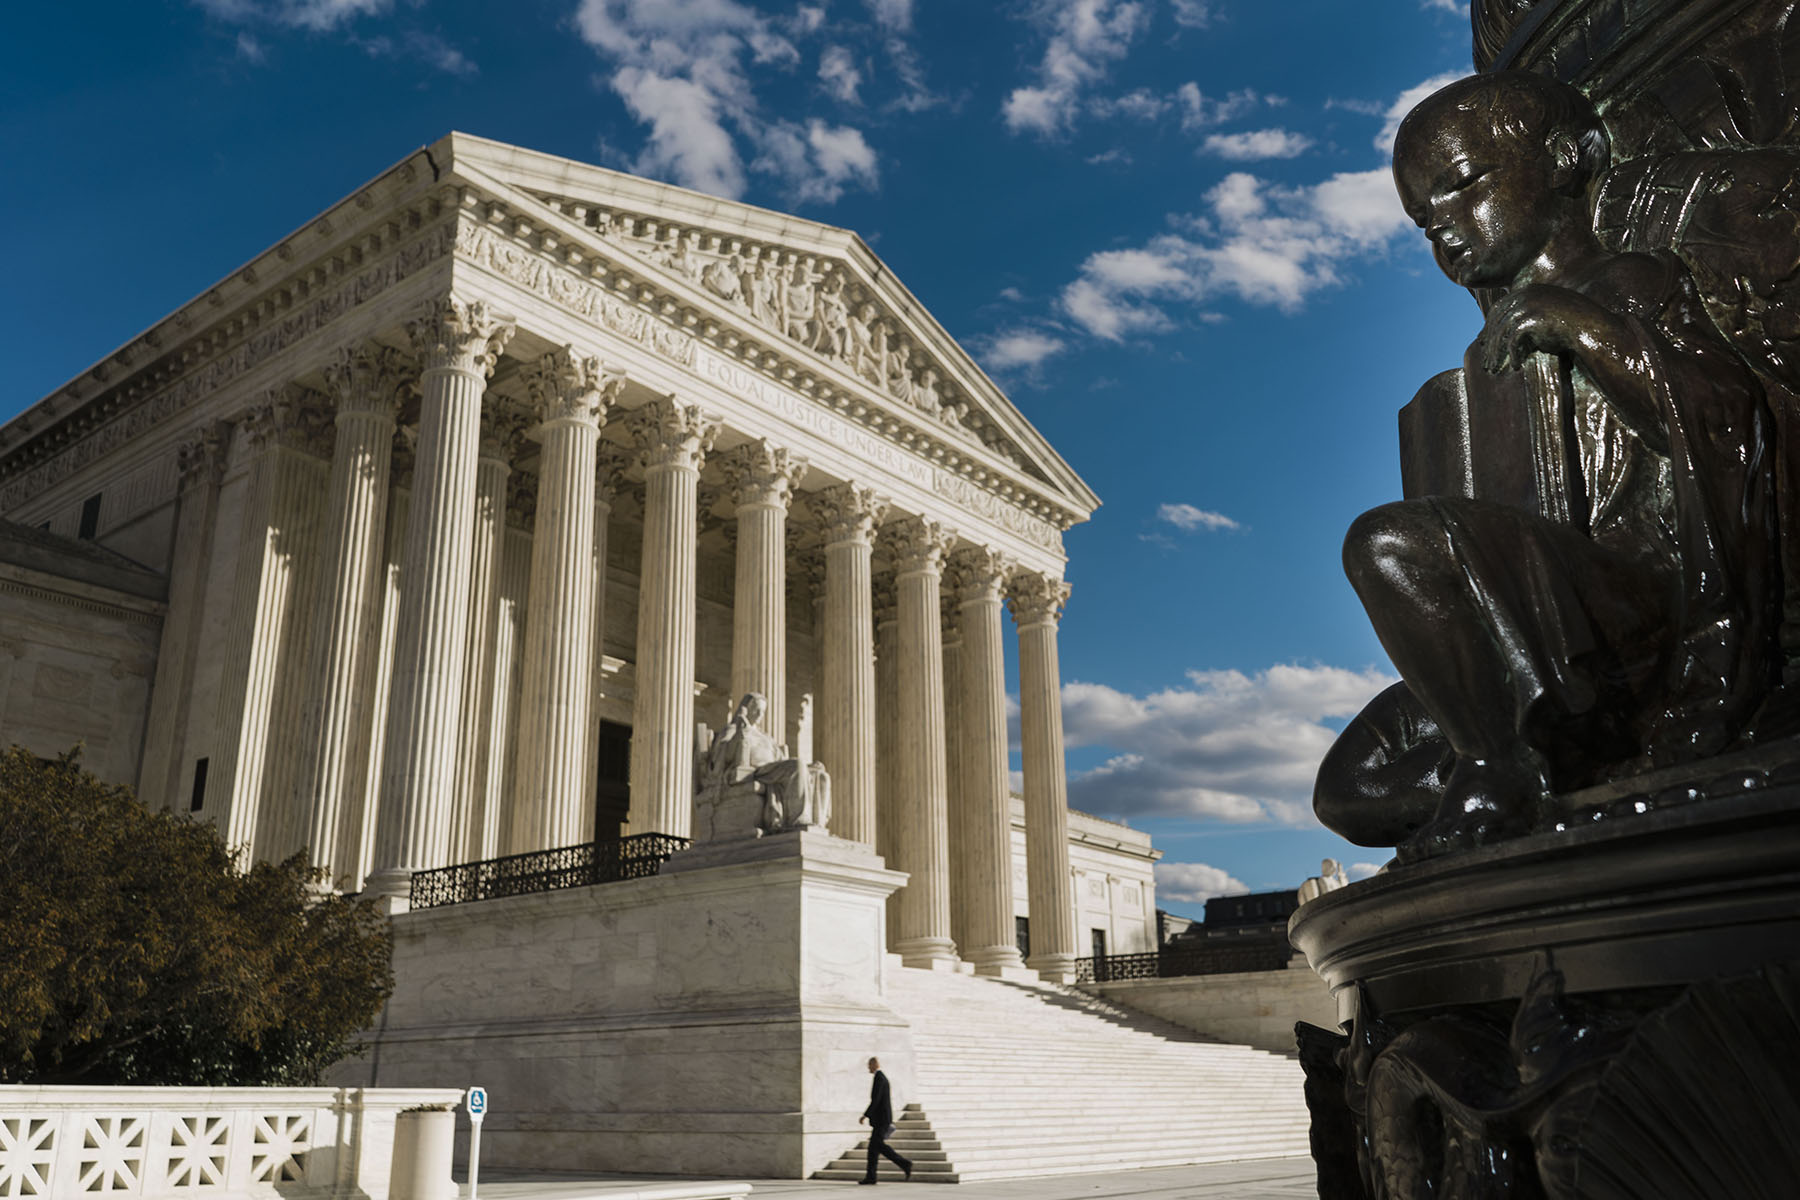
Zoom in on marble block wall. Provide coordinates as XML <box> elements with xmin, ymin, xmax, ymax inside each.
<box><xmin>335</xmin><ymin>828</ymin><xmax>913</xmax><ymax>1178</ymax></box>
<box><xmin>1083</xmin><ymin>963</ymin><xmax>1337</xmax><ymax>1055</ymax></box>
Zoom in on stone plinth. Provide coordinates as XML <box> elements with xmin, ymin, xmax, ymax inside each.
<box><xmin>1290</xmin><ymin>782</ymin><xmax>1800</xmax><ymax>1199</ymax></box>
<box><xmin>341</xmin><ymin>828</ymin><xmax>913</xmax><ymax>1179</ymax></box>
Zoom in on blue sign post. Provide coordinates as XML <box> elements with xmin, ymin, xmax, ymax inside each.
<box><xmin>466</xmin><ymin>1086</ymin><xmax>487</xmax><ymax>1200</ymax></box>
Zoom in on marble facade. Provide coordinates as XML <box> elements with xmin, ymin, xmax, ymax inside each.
<box><xmin>0</xmin><ymin>133</ymin><xmax>1108</xmax><ymax>981</ymax></box>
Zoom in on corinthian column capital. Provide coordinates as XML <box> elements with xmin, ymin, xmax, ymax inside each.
<box><xmin>1008</xmin><ymin>572</ymin><xmax>1071</xmax><ymax>628</ymax></box>
<box><xmin>886</xmin><ymin>516</ymin><xmax>955</xmax><ymax>576</ymax></box>
<box><xmin>406</xmin><ymin>296</ymin><xmax>515</xmax><ymax>377</ymax></box>
<box><xmin>241</xmin><ymin>384</ymin><xmax>334</xmax><ymax>454</ymax></box>
<box><xmin>323</xmin><ymin>341</ymin><xmax>413</xmax><ymax>418</ymax></box>
<box><xmin>948</xmin><ymin>546</ymin><xmax>1017</xmax><ymax>607</ymax></box>
<box><xmin>477</xmin><ymin>404</ymin><xmax>532</xmax><ymax>463</ymax></box>
<box><xmin>523</xmin><ymin>346</ymin><xmax>626</xmax><ymax>428</ymax></box>
<box><xmin>719</xmin><ymin>440</ymin><xmax>808</xmax><ymax>511</ymax></box>
<box><xmin>596</xmin><ymin>443</ymin><xmax>634</xmax><ymax>509</ymax></box>
<box><xmin>812</xmin><ymin>483</ymin><xmax>888</xmax><ymax>547</ymax></box>
<box><xmin>176</xmin><ymin>421</ymin><xmax>231</xmax><ymax>493</ymax></box>
<box><xmin>627</xmin><ymin>397</ymin><xmax>719</xmax><ymax>473</ymax></box>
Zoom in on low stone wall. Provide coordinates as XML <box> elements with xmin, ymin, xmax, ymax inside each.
<box><xmin>0</xmin><ymin>1084</ymin><xmax>463</xmax><ymax>1200</ymax></box>
<box><xmin>1082</xmin><ymin>962</ymin><xmax>1338</xmax><ymax>1055</ymax></box>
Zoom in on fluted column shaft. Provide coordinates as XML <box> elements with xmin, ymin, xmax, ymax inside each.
<box><xmin>942</xmin><ymin>613</ymin><xmax>969</xmax><ymax>955</ymax></box>
<box><xmin>298</xmin><ymin>345</ymin><xmax>403</xmax><ymax>885</ymax></box>
<box><xmin>1012</xmin><ymin>573</ymin><xmax>1077</xmax><ymax>980</ymax></box>
<box><xmin>956</xmin><ymin>550</ymin><xmax>1026</xmax><ymax>974</ymax></box>
<box><xmin>628</xmin><ymin>399</ymin><xmax>718</xmax><ymax>837</ymax></box>
<box><xmin>874</xmin><ymin>578</ymin><xmax>901</xmax><ymax>944</ymax></box>
<box><xmin>723</xmin><ymin>441</ymin><xmax>806</xmax><ymax>738</ymax></box>
<box><xmin>817</xmin><ymin>486</ymin><xmax>886</xmax><ymax>847</ymax></box>
<box><xmin>584</xmin><ymin>449</ymin><xmax>626</xmax><ymax>841</ymax></box>
<box><xmin>512</xmin><ymin>349</ymin><xmax>621</xmax><ymax>853</ymax></box>
<box><xmin>448</xmin><ymin>413</ymin><xmax>518</xmax><ymax>864</ymax></box>
<box><xmin>890</xmin><ymin>517</ymin><xmax>958</xmax><ymax>968</ymax></box>
<box><xmin>368</xmin><ymin>298</ymin><xmax>513</xmax><ymax>906</ymax></box>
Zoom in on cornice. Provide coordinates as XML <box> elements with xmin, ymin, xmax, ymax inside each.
<box><xmin>0</xmin><ymin>185</ymin><xmax>461</xmax><ymax>511</ymax></box>
<box><xmin>445</xmin><ymin>174</ymin><xmax>1084</xmax><ymax>542</ymax></box>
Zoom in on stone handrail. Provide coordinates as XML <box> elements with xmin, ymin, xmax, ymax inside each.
<box><xmin>0</xmin><ymin>1084</ymin><xmax>464</xmax><ymax>1199</ymax></box>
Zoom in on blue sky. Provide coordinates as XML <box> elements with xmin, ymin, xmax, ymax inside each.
<box><xmin>2</xmin><ymin>0</ymin><xmax>1483</xmax><ymax>918</ymax></box>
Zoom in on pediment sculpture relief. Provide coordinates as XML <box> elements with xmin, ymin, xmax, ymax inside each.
<box><xmin>531</xmin><ymin>192</ymin><xmax>1026</xmax><ymax>469</ymax></box>
<box><xmin>693</xmin><ymin>691</ymin><xmax>832</xmax><ymax>842</ymax></box>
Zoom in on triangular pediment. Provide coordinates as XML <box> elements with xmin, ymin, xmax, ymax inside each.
<box><xmin>441</xmin><ymin>134</ymin><xmax>1099</xmax><ymax>526</ymax></box>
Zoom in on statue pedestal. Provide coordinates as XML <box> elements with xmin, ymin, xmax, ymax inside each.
<box><xmin>1290</xmin><ymin>782</ymin><xmax>1800</xmax><ymax>1198</ymax></box>
<box><xmin>342</xmin><ymin>828</ymin><xmax>914</xmax><ymax>1179</ymax></box>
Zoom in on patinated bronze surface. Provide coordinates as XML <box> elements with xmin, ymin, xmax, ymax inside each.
<box><xmin>1316</xmin><ymin>68</ymin><xmax>1785</xmax><ymax>861</ymax></box>
<box><xmin>1295</xmin><ymin>3</ymin><xmax>1800</xmax><ymax>1196</ymax></box>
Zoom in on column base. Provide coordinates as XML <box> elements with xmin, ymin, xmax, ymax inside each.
<box><xmin>895</xmin><ymin>937</ymin><xmax>960</xmax><ymax>970</ymax></box>
<box><xmin>1028</xmin><ymin>952</ymin><xmax>1077</xmax><ymax>984</ymax></box>
<box><xmin>968</xmin><ymin>946</ymin><xmax>1033</xmax><ymax>981</ymax></box>
<box><xmin>361</xmin><ymin>868</ymin><xmax>413</xmax><ymax>915</ymax></box>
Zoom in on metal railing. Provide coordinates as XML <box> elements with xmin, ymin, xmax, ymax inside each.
<box><xmin>1073</xmin><ymin>939</ymin><xmax>1295</xmax><ymax>984</ymax></box>
<box><xmin>408</xmin><ymin>832</ymin><xmax>690</xmax><ymax>909</ymax></box>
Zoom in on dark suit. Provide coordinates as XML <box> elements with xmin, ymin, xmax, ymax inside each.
<box><xmin>862</xmin><ymin>1069</ymin><xmax>911</xmax><ymax>1182</ymax></box>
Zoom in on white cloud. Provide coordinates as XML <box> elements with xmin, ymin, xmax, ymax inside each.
<box><xmin>195</xmin><ymin>0</ymin><xmax>388</xmax><ymax>30</ymax></box>
<box><xmin>983</xmin><ymin>329</ymin><xmax>1068</xmax><ymax>371</ymax></box>
<box><xmin>867</xmin><ymin>0</ymin><xmax>913</xmax><ymax>30</ymax></box>
<box><xmin>1170</xmin><ymin>0</ymin><xmax>1215</xmax><ymax>28</ymax></box>
<box><xmin>1157</xmin><ymin>502</ymin><xmax>1238</xmax><ymax>531</ymax></box>
<box><xmin>1348</xmin><ymin>861</ymin><xmax>1385</xmax><ymax>881</ymax></box>
<box><xmin>235</xmin><ymin>31</ymin><xmax>266</xmax><ymax>61</ymax></box>
<box><xmin>819</xmin><ymin>45</ymin><xmax>862</xmax><ymax>103</ymax></box>
<box><xmin>1060</xmin><ymin>663</ymin><xmax>1398</xmax><ymax>823</ymax></box>
<box><xmin>1421</xmin><ymin>0</ymin><xmax>1463</xmax><ymax>10</ymax></box>
<box><xmin>1003</xmin><ymin>0</ymin><xmax>1149</xmax><ymax>136</ymax></box>
<box><xmin>1156</xmin><ymin>861</ymin><xmax>1247</xmax><ymax>905</ymax></box>
<box><xmin>1202</xmin><ymin>127</ymin><xmax>1313</xmax><ymax>161</ymax></box>
<box><xmin>1092</xmin><ymin>87</ymin><xmax>1170</xmax><ymax>121</ymax></box>
<box><xmin>574</xmin><ymin>0</ymin><xmax>884</xmax><ymax>203</ymax></box>
<box><xmin>1177</xmin><ymin>83</ymin><xmax>1263</xmax><ymax>130</ymax></box>
<box><xmin>195</xmin><ymin>0</ymin><xmax>477</xmax><ymax>72</ymax></box>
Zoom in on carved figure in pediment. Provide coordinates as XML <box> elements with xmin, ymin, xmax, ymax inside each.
<box><xmin>1314</xmin><ymin>71</ymin><xmax>1782</xmax><ymax>862</ymax></box>
<box><xmin>885</xmin><ymin>340</ymin><xmax>915</xmax><ymax>405</ymax></box>
<box><xmin>913</xmin><ymin>366</ymin><xmax>942</xmax><ymax>415</ymax></box>
<box><xmin>748</xmin><ymin>259</ymin><xmax>781</xmax><ymax>328</ymax></box>
<box><xmin>651</xmin><ymin>231</ymin><xmax>699</xmax><ymax>281</ymax></box>
<box><xmin>783</xmin><ymin>262</ymin><xmax>818</xmax><ymax>345</ymax></box>
<box><xmin>816</xmin><ymin>275</ymin><xmax>850</xmax><ymax>358</ymax></box>
<box><xmin>847</xmin><ymin>302</ymin><xmax>885</xmax><ymax>386</ymax></box>
<box><xmin>702</xmin><ymin>253</ymin><xmax>746</xmax><ymax>307</ymax></box>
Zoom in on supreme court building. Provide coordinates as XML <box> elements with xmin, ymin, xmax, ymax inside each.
<box><xmin>0</xmin><ymin>133</ymin><xmax>1129</xmax><ymax>980</ymax></box>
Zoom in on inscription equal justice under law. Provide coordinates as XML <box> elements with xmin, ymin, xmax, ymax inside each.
<box><xmin>692</xmin><ymin>346</ymin><xmax>1062</xmax><ymax>552</ymax></box>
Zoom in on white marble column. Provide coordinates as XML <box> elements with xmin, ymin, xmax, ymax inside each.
<box><xmin>941</xmin><ymin>601</ymin><xmax>969</xmax><ymax>955</ymax></box>
<box><xmin>584</xmin><ymin>446</ymin><xmax>629</xmax><ymax>841</ymax></box>
<box><xmin>447</xmin><ymin>407</ymin><xmax>526</xmax><ymax>864</ymax></box>
<box><xmin>721</xmin><ymin>440</ymin><xmax>807</xmax><ymax>738</ymax></box>
<box><xmin>294</xmin><ymin>343</ymin><xmax>406</xmax><ymax>885</ymax></box>
<box><xmin>214</xmin><ymin>387</ymin><xmax>333</xmax><ymax>859</ymax></box>
<box><xmin>1011</xmin><ymin>571</ymin><xmax>1077</xmax><ymax>981</ymax></box>
<box><xmin>138</xmin><ymin>422</ymin><xmax>229</xmax><ymax>812</ymax></box>
<box><xmin>873</xmin><ymin>573</ymin><xmax>900</xmax><ymax>944</ymax></box>
<box><xmin>888</xmin><ymin>516</ymin><xmax>958</xmax><ymax>969</ymax></box>
<box><xmin>367</xmin><ymin>297</ymin><xmax>513</xmax><ymax>907</ymax></box>
<box><xmin>953</xmin><ymin>548</ymin><xmax>1027</xmax><ymax>975</ymax></box>
<box><xmin>486</xmin><ymin>514</ymin><xmax>533</xmax><ymax>857</ymax></box>
<box><xmin>626</xmin><ymin>398</ymin><xmax>719</xmax><ymax>838</ymax></box>
<box><xmin>511</xmin><ymin>349</ymin><xmax>624</xmax><ymax>853</ymax></box>
<box><xmin>814</xmin><ymin>485</ymin><xmax>886</xmax><ymax>847</ymax></box>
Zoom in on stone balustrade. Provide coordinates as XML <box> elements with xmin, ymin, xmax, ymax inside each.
<box><xmin>0</xmin><ymin>1085</ymin><xmax>463</xmax><ymax>1200</ymax></box>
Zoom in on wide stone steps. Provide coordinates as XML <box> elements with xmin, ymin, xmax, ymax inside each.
<box><xmin>812</xmin><ymin>1110</ymin><xmax>959</xmax><ymax>1183</ymax></box>
<box><xmin>814</xmin><ymin>964</ymin><xmax>1313</xmax><ymax>1182</ymax></box>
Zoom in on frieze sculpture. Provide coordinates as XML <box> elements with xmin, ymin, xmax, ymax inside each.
<box><xmin>693</xmin><ymin>691</ymin><xmax>831</xmax><ymax>841</ymax></box>
<box><xmin>1314</xmin><ymin>69</ymin><xmax>1783</xmax><ymax>863</ymax></box>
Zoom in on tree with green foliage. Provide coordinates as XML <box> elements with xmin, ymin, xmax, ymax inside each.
<box><xmin>0</xmin><ymin>747</ymin><xmax>394</xmax><ymax>1085</ymax></box>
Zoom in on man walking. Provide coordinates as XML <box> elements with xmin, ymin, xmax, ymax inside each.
<box><xmin>859</xmin><ymin>1057</ymin><xmax>912</xmax><ymax>1184</ymax></box>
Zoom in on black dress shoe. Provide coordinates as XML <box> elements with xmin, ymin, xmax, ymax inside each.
<box><xmin>858</xmin><ymin>1179</ymin><xmax>876</xmax><ymax>1185</ymax></box>
<box><xmin>903</xmin><ymin>1161</ymin><xmax>913</xmax><ymax>1181</ymax></box>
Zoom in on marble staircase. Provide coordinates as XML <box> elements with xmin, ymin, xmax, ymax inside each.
<box><xmin>813</xmin><ymin>965</ymin><xmax>1313</xmax><ymax>1182</ymax></box>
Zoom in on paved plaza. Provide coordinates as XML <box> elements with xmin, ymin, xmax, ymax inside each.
<box><xmin>468</xmin><ymin>1158</ymin><xmax>1319</xmax><ymax>1200</ymax></box>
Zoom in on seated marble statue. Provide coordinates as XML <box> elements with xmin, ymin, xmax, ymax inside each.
<box><xmin>695</xmin><ymin>692</ymin><xmax>831</xmax><ymax>838</ymax></box>
<box><xmin>1315</xmin><ymin>71</ymin><xmax>1781</xmax><ymax>861</ymax></box>
<box><xmin>1297</xmin><ymin>858</ymin><xmax>1351</xmax><ymax>906</ymax></box>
